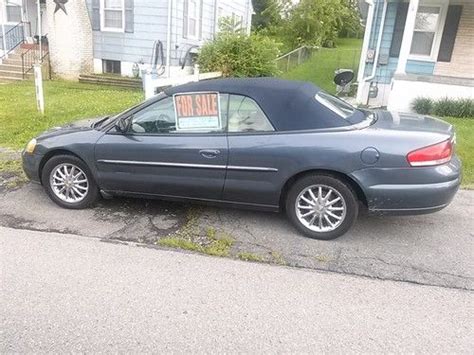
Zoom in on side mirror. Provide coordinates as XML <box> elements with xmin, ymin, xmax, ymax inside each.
<box><xmin>115</xmin><ymin>117</ymin><xmax>129</xmax><ymax>133</ymax></box>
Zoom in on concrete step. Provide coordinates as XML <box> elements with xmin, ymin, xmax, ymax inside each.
<box><xmin>79</xmin><ymin>74</ymin><xmax>142</xmax><ymax>83</ymax></box>
<box><xmin>0</xmin><ymin>70</ymin><xmax>31</xmax><ymax>79</ymax></box>
<box><xmin>0</xmin><ymin>76</ymin><xmax>24</xmax><ymax>82</ymax></box>
<box><xmin>78</xmin><ymin>74</ymin><xmax>142</xmax><ymax>89</ymax></box>
<box><xmin>0</xmin><ymin>64</ymin><xmax>23</xmax><ymax>72</ymax></box>
<box><xmin>79</xmin><ymin>78</ymin><xmax>142</xmax><ymax>89</ymax></box>
<box><xmin>2</xmin><ymin>58</ymin><xmax>22</xmax><ymax>65</ymax></box>
<box><xmin>4</xmin><ymin>53</ymin><xmax>23</xmax><ymax>61</ymax></box>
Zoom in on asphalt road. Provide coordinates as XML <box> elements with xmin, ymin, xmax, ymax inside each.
<box><xmin>0</xmin><ymin>183</ymin><xmax>473</xmax><ymax>290</ymax></box>
<box><xmin>1</xmin><ymin>227</ymin><xmax>472</xmax><ymax>352</ymax></box>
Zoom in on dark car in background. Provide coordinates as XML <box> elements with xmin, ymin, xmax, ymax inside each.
<box><xmin>22</xmin><ymin>78</ymin><xmax>461</xmax><ymax>239</ymax></box>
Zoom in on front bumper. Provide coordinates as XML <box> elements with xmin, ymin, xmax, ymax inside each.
<box><xmin>22</xmin><ymin>150</ymin><xmax>43</xmax><ymax>184</ymax></box>
<box><xmin>351</xmin><ymin>155</ymin><xmax>462</xmax><ymax>215</ymax></box>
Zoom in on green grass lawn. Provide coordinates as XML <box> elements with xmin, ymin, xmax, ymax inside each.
<box><xmin>0</xmin><ymin>80</ymin><xmax>143</xmax><ymax>149</ymax></box>
<box><xmin>444</xmin><ymin>117</ymin><xmax>474</xmax><ymax>188</ymax></box>
<box><xmin>281</xmin><ymin>38</ymin><xmax>362</xmax><ymax>93</ymax></box>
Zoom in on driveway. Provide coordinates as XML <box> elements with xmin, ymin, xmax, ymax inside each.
<box><xmin>0</xmin><ymin>183</ymin><xmax>473</xmax><ymax>290</ymax></box>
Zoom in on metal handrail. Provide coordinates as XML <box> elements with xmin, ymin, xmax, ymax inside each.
<box><xmin>0</xmin><ymin>21</ymin><xmax>29</xmax><ymax>59</ymax></box>
<box><xmin>21</xmin><ymin>44</ymin><xmax>50</xmax><ymax>79</ymax></box>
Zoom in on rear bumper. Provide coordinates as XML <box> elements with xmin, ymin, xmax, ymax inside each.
<box><xmin>22</xmin><ymin>150</ymin><xmax>43</xmax><ymax>184</ymax></box>
<box><xmin>351</xmin><ymin>156</ymin><xmax>461</xmax><ymax>215</ymax></box>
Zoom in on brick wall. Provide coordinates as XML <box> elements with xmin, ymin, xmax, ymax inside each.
<box><xmin>46</xmin><ymin>0</ymin><xmax>93</xmax><ymax>78</ymax></box>
<box><xmin>434</xmin><ymin>2</ymin><xmax>474</xmax><ymax>79</ymax></box>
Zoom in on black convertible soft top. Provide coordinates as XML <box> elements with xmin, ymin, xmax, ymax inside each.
<box><xmin>165</xmin><ymin>78</ymin><xmax>362</xmax><ymax>131</ymax></box>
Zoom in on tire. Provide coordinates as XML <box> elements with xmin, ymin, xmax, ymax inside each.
<box><xmin>41</xmin><ymin>154</ymin><xmax>99</xmax><ymax>209</ymax></box>
<box><xmin>285</xmin><ymin>174</ymin><xmax>358</xmax><ymax>240</ymax></box>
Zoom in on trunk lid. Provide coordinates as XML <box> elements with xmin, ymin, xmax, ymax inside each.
<box><xmin>372</xmin><ymin>110</ymin><xmax>454</xmax><ymax>136</ymax></box>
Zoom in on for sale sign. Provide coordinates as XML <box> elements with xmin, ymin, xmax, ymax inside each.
<box><xmin>173</xmin><ymin>92</ymin><xmax>221</xmax><ymax>131</ymax></box>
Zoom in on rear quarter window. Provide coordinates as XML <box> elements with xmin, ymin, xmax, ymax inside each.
<box><xmin>315</xmin><ymin>91</ymin><xmax>365</xmax><ymax>125</ymax></box>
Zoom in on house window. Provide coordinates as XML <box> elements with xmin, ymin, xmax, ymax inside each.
<box><xmin>185</xmin><ymin>0</ymin><xmax>201</xmax><ymax>38</ymax></box>
<box><xmin>5</xmin><ymin>0</ymin><xmax>22</xmax><ymax>24</ymax></box>
<box><xmin>101</xmin><ymin>0</ymin><xmax>125</xmax><ymax>31</ymax></box>
<box><xmin>410</xmin><ymin>5</ymin><xmax>445</xmax><ymax>59</ymax></box>
<box><xmin>102</xmin><ymin>59</ymin><xmax>121</xmax><ymax>74</ymax></box>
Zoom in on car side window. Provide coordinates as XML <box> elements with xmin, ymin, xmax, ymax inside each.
<box><xmin>130</xmin><ymin>97</ymin><xmax>177</xmax><ymax>134</ymax></box>
<box><xmin>129</xmin><ymin>94</ymin><xmax>229</xmax><ymax>134</ymax></box>
<box><xmin>227</xmin><ymin>95</ymin><xmax>274</xmax><ymax>133</ymax></box>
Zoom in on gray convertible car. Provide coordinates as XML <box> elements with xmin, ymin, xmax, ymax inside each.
<box><xmin>22</xmin><ymin>78</ymin><xmax>461</xmax><ymax>239</ymax></box>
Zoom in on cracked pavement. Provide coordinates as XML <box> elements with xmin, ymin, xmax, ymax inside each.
<box><xmin>0</xmin><ymin>182</ymin><xmax>473</xmax><ymax>290</ymax></box>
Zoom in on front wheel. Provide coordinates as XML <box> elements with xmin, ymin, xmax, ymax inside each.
<box><xmin>286</xmin><ymin>174</ymin><xmax>358</xmax><ymax>240</ymax></box>
<box><xmin>41</xmin><ymin>155</ymin><xmax>99</xmax><ymax>209</ymax></box>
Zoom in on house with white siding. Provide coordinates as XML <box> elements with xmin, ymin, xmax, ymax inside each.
<box><xmin>0</xmin><ymin>0</ymin><xmax>253</xmax><ymax>80</ymax></box>
<box><xmin>356</xmin><ymin>0</ymin><xmax>473</xmax><ymax>112</ymax></box>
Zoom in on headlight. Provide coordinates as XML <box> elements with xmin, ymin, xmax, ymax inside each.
<box><xmin>25</xmin><ymin>138</ymin><xmax>37</xmax><ymax>154</ymax></box>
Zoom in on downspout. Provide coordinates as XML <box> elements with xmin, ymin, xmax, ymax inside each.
<box><xmin>365</xmin><ymin>0</ymin><xmax>387</xmax><ymax>83</ymax></box>
<box><xmin>212</xmin><ymin>0</ymin><xmax>218</xmax><ymax>38</ymax></box>
<box><xmin>165</xmin><ymin>0</ymin><xmax>172</xmax><ymax>78</ymax></box>
<box><xmin>357</xmin><ymin>0</ymin><xmax>388</xmax><ymax>104</ymax></box>
<box><xmin>356</xmin><ymin>0</ymin><xmax>375</xmax><ymax>103</ymax></box>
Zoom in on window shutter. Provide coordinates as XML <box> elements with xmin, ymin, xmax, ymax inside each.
<box><xmin>438</xmin><ymin>5</ymin><xmax>462</xmax><ymax>62</ymax></box>
<box><xmin>183</xmin><ymin>0</ymin><xmax>189</xmax><ymax>39</ymax></box>
<box><xmin>198</xmin><ymin>0</ymin><xmax>203</xmax><ymax>39</ymax></box>
<box><xmin>389</xmin><ymin>2</ymin><xmax>409</xmax><ymax>58</ymax></box>
<box><xmin>91</xmin><ymin>0</ymin><xmax>100</xmax><ymax>31</ymax></box>
<box><xmin>125</xmin><ymin>0</ymin><xmax>134</xmax><ymax>33</ymax></box>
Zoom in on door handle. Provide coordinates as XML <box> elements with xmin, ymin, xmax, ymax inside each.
<box><xmin>199</xmin><ymin>149</ymin><xmax>221</xmax><ymax>159</ymax></box>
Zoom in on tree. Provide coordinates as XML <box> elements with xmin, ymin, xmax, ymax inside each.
<box><xmin>252</xmin><ymin>0</ymin><xmax>284</xmax><ymax>31</ymax></box>
<box><xmin>265</xmin><ymin>0</ymin><xmax>362</xmax><ymax>49</ymax></box>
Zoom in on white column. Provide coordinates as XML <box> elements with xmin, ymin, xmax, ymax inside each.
<box><xmin>37</xmin><ymin>0</ymin><xmax>42</xmax><ymax>60</ymax></box>
<box><xmin>1</xmin><ymin>0</ymin><xmax>8</xmax><ymax>58</ymax></box>
<box><xmin>396</xmin><ymin>0</ymin><xmax>420</xmax><ymax>74</ymax></box>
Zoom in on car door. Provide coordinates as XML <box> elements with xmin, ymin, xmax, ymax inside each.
<box><xmin>223</xmin><ymin>94</ymin><xmax>286</xmax><ymax>208</ymax></box>
<box><xmin>95</xmin><ymin>93</ymin><xmax>228</xmax><ymax>201</ymax></box>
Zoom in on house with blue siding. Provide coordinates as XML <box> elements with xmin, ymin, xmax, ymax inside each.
<box><xmin>356</xmin><ymin>0</ymin><xmax>473</xmax><ymax>112</ymax></box>
<box><xmin>0</xmin><ymin>0</ymin><xmax>253</xmax><ymax>80</ymax></box>
<box><xmin>86</xmin><ymin>0</ymin><xmax>253</xmax><ymax>77</ymax></box>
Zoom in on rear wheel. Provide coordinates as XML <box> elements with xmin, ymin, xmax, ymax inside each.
<box><xmin>286</xmin><ymin>174</ymin><xmax>358</xmax><ymax>240</ymax></box>
<box><xmin>41</xmin><ymin>155</ymin><xmax>99</xmax><ymax>209</ymax></box>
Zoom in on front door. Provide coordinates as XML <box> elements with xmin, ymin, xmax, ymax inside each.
<box><xmin>95</xmin><ymin>94</ymin><xmax>228</xmax><ymax>201</ymax></box>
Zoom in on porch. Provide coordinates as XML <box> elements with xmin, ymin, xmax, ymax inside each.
<box><xmin>0</xmin><ymin>0</ymin><xmax>50</xmax><ymax>81</ymax></box>
<box><xmin>357</xmin><ymin>0</ymin><xmax>474</xmax><ymax>112</ymax></box>
<box><xmin>0</xmin><ymin>0</ymin><xmax>47</xmax><ymax>57</ymax></box>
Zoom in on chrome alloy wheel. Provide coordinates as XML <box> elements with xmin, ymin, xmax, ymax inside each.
<box><xmin>295</xmin><ymin>184</ymin><xmax>347</xmax><ymax>232</ymax></box>
<box><xmin>49</xmin><ymin>163</ymin><xmax>89</xmax><ymax>203</ymax></box>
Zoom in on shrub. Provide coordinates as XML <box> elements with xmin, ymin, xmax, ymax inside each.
<box><xmin>197</xmin><ymin>31</ymin><xmax>280</xmax><ymax>78</ymax></box>
<box><xmin>411</xmin><ymin>97</ymin><xmax>474</xmax><ymax>118</ymax></box>
<box><xmin>411</xmin><ymin>97</ymin><xmax>433</xmax><ymax>115</ymax></box>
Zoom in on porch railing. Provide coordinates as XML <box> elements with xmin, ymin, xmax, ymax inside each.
<box><xmin>21</xmin><ymin>44</ymin><xmax>51</xmax><ymax>80</ymax></box>
<box><xmin>0</xmin><ymin>22</ymin><xmax>30</xmax><ymax>59</ymax></box>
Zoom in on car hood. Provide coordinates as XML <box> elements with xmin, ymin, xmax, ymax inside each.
<box><xmin>36</xmin><ymin>116</ymin><xmax>107</xmax><ymax>140</ymax></box>
<box><xmin>373</xmin><ymin>110</ymin><xmax>453</xmax><ymax>135</ymax></box>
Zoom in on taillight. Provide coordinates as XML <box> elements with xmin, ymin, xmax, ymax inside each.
<box><xmin>407</xmin><ymin>139</ymin><xmax>453</xmax><ymax>167</ymax></box>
